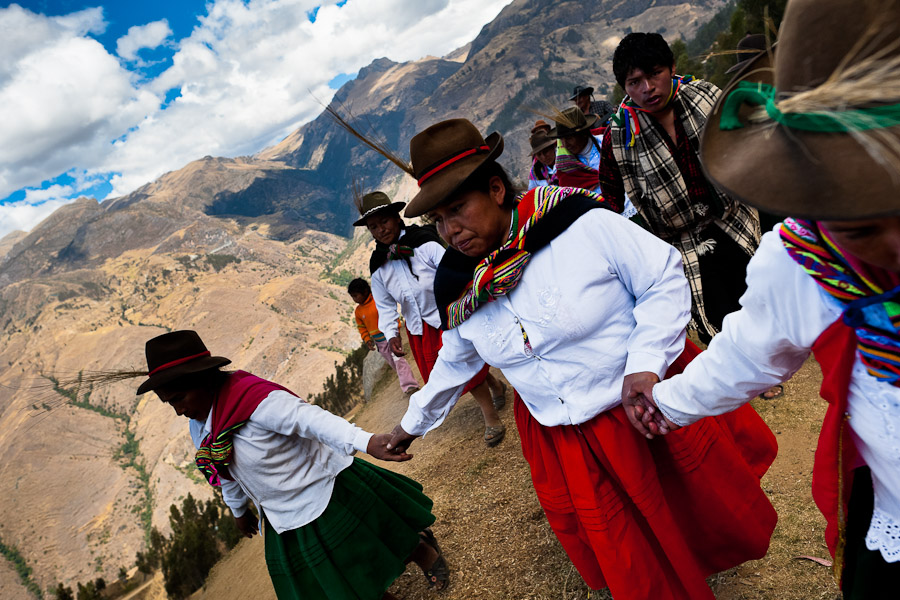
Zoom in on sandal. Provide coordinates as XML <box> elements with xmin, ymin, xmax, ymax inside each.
<box><xmin>419</xmin><ymin>529</ymin><xmax>449</xmax><ymax>591</ymax></box>
<box><xmin>484</xmin><ymin>424</ymin><xmax>506</xmax><ymax>447</ymax></box>
<box><xmin>491</xmin><ymin>380</ymin><xmax>507</xmax><ymax>410</ymax></box>
<box><xmin>758</xmin><ymin>384</ymin><xmax>784</xmax><ymax>400</ymax></box>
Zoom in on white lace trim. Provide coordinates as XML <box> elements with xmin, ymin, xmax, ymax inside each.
<box><xmin>865</xmin><ymin>507</ymin><xmax>900</xmax><ymax>562</ymax></box>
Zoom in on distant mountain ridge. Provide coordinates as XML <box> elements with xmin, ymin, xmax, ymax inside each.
<box><xmin>0</xmin><ymin>0</ymin><xmax>726</xmax><ymax>593</ymax></box>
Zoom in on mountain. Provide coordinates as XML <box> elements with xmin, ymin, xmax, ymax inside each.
<box><xmin>0</xmin><ymin>0</ymin><xmax>727</xmax><ymax>592</ymax></box>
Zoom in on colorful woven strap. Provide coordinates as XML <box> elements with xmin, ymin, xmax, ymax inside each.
<box><xmin>780</xmin><ymin>218</ymin><xmax>900</xmax><ymax>386</ymax></box>
<box><xmin>195</xmin><ymin>420</ymin><xmax>249</xmax><ymax>486</ymax></box>
<box><xmin>445</xmin><ymin>186</ymin><xmax>605</xmax><ymax>328</ymax></box>
<box><xmin>387</xmin><ymin>244</ymin><xmax>414</xmax><ymax>260</ymax></box>
<box><xmin>612</xmin><ymin>75</ymin><xmax>694</xmax><ymax>147</ymax></box>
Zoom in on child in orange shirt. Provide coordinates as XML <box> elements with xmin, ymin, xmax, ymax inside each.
<box><xmin>349</xmin><ymin>278</ymin><xmax>420</xmax><ymax>395</ymax></box>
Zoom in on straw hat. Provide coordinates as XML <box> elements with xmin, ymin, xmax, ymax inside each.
<box><xmin>136</xmin><ymin>331</ymin><xmax>231</xmax><ymax>394</ymax></box>
<box><xmin>701</xmin><ymin>0</ymin><xmax>900</xmax><ymax>219</ymax></box>
<box><xmin>551</xmin><ymin>107</ymin><xmax>599</xmax><ymax>138</ymax></box>
<box><xmin>405</xmin><ymin>119</ymin><xmax>504</xmax><ymax>217</ymax></box>
<box><xmin>352</xmin><ymin>191</ymin><xmax>406</xmax><ymax>226</ymax></box>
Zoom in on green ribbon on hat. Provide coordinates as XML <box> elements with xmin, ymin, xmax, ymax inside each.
<box><xmin>720</xmin><ymin>80</ymin><xmax>900</xmax><ymax>132</ymax></box>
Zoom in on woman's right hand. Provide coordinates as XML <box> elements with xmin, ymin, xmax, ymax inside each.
<box><xmin>389</xmin><ymin>336</ymin><xmax>405</xmax><ymax>356</ymax></box>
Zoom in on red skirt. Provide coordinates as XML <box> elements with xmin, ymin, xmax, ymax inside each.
<box><xmin>406</xmin><ymin>322</ymin><xmax>488</xmax><ymax>394</ymax></box>
<box><xmin>515</xmin><ymin>346</ymin><xmax>778</xmax><ymax>599</ymax></box>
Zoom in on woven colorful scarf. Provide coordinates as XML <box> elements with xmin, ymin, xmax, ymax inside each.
<box><xmin>555</xmin><ymin>138</ymin><xmax>602</xmax><ymax>191</ymax></box>
<box><xmin>613</xmin><ymin>74</ymin><xmax>694</xmax><ymax>148</ymax></box>
<box><xmin>528</xmin><ymin>157</ymin><xmax>557</xmax><ymax>188</ymax></box>
<box><xmin>781</xmin><ymin>218</ymin><xmax>900</xmax><ymax>386</ymax></box>
<box><xmin>444</xmin><ymin>186</ymin><xmax>607</xmax><ymax>329</ymax></box>
<box><xmin>195</xmin><ymin>371</ymin><xmax>295</xmax><ymax>486</ymax></box>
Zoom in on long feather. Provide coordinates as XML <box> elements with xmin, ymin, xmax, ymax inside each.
<box><xmin>323</xmin><ymin>103</ymin><xmax>414</xmax><ymax>176</ymax></box>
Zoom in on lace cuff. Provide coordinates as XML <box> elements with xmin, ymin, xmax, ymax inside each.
<box><xmin>865</xmin><ymin>507</ymin><xmax>900</xmax><ymax>563</ymax></box>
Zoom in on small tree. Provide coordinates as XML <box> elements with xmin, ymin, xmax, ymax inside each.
<box><xmin>53</xmin><ymin>583</ymin><xmax>74</xmax><ymax>600</ymax></box>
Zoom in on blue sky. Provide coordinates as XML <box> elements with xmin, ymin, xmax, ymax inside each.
<box><xmin>0</xmin><ymin>0</ymin><xmax>512</xmax><ymax>237</ymax></box>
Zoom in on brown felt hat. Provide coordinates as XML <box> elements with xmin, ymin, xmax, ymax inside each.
<box><xmin>352</xmin><ymin>191</ymin><xmax>406</xmax><ymax>226</ymax></box>
<box><xmin>531</xmin><ymin>120</ymin><xmax>553</xmax><ymax>135</ymax></box>
<box><xmin>701</xmin><ymin>0</ymin><xmax>900</xmax><ymax>220</ymax></box>
<box><xmin>725</xmin><ymin>33</ymin><xmax>767</xmax><ymax>75</ymax></box>
<box><xmin>529</xmin><ymin>130</ymin><xmax>557</xmax><ymax>156</ymax></box>
<box><xmin>551</xmin><ymin>107</ymin><xmax>599</xmax><ymax>138</ymax></box>
<box><xmin>136</xmin><ymin>330</ymin><xmax>231</xmax><ymax>395</ymax></box>
<box><xmin>405</xmin><ymin>119</ymin><xmax>503</xmax><ymax>217</ymax></box>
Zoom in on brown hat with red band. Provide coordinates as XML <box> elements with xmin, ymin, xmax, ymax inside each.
<box><xmin>404</xmin><ymin>119</ymin><xmax>504</xmax><ymax>218</ymax></box>
<box><xmin>136</xmin><ymin>330</ymin><xmax>231</xmax><ymax>394</ymax></box>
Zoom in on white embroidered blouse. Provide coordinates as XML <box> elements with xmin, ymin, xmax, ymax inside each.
<box><xmin>189</xmin><ymin>390</ymin><xmax>372</xmax><ymax>534</ymax></box>
<box><xmin>400</xmin><ymin>207</ymin><xmax>690</xmax><ymax>433</ymax></box>
<box><xmin>370</xmin><ymin>228</ymin><xmax>445</xmax><ymax>340</ymax></box>
<box><xmin>654</xmin><ymin>229</ymin><xmax>900</xmax><ymax>562</ymax></box>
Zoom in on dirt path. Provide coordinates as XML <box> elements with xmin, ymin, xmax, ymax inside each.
<box><xmin>196</xmin><ymin>352</ymin><xmax>841</xmax><ymax>600</ymax></box>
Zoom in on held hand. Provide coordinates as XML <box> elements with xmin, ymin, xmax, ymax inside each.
<box><xmin>622</xmin><ymin>371</ymin><xmax>662</xmax><ymax>439</ymax></box>
<box><xmin>385</xmin><ymin>424</ymin><xmax>418</xmax><ymax>455</ymax></box>
<box><xmin>366</xmin><ymin>340</ymin><xmax>376</xmax><ymax>351</ymax></box>
<box><xmin>621</xmin><ymin>372</ymin><xmax>680</xmax><ymax>439</ymax></box>
<box><xmin>234</xmin><ymin>511</ymin><xmax>259</xmax><ymax>538</ymax></box>
<box><xmin>367</xmin><ymin>433</ymin><xmax>413</xmax><ymax>462</ymax></box>
<box><xmin>388</xmin><ymin>336</ymin><xmax>405</xmax><ymax>356</ymax></box>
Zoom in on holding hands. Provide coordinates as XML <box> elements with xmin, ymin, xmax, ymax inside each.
<box><xmin>621</xmin><ymin>372</ymin><xmax>680</xmax><ymax>439</ymax></box>
<box><xmin>367</xmin><ymin>432</ymin><xmax>414</xmax><ymax>462</ymax></box>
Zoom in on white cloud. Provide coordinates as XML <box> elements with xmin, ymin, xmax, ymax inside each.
<box><xmin>116</xmin><ymin>19</ymin><xmax>173</xmax><ymax>61</ymax></box>
<box><xmin>0</xmin><ymin>196</ymin><xmax>76</xmax><ymax>239</ymax></box>
<box><xmin>1</xmin><ymin>0</ymin><xmax>513</xmax><ymax>227</ymax></box>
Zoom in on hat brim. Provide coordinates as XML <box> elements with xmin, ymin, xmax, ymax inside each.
<box><xmin>550</xmin><ymin>114</ymin><xmax>599</xmax><ymax>139</ymax></box>
<box><xmin>136</xmin><ymin>355</ymin><xmax>231</xmax><ymax>395</ymax></box>
<box><xmin>352</xmin><ymin>201</ymin><xmax>406</xmax><ymax>226</ymax></box>
<box><xmin>701</xmin><ymin>49</ymin><xmax>900</xmax><ymax>220</ymax></box>
<box><xmin>404</xmin><ymin>132</ymin><xmax>504</xmax><ymax>218</ymax></box>
<box><xmin>569</xmin><ymin>87</ymin><xmax>594</xmax><ymax>101</ymax></box>
<box><xmin>529</xmin><ymin>137</ymin><xmax>557</xmax><ymax>156</ymax></box>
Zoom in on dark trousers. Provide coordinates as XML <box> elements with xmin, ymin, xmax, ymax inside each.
<box><xmin>696</xmin><ymin>226</ymin><xmax>752</xmax><ymax>344</ymax></box>
<box><xmin>843</xmin><ymin>467</ymin><xmax>900</xmax><ymax>599</ymax></box>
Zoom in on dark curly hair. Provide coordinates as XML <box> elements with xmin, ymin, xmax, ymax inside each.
<box><xmin>612</xmin><ymin>33</ymin><xmax>675</xmax><ymax>88</ymax></box>
<box><xmin>347</xmin><ymin>278</ymin><xmax>371</xmax><ymax>296</ymax></box>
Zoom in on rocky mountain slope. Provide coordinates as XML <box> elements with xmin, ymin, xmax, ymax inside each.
<box><xmin>0</xmin><ymin>0</ymin><xmax>727</xmax><ymax>592</ymax></box>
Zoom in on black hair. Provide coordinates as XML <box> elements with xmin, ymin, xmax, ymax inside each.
<box><xmin>155</xmin><ymin>368</ymin><xmax>228</xmax><ymax>396</ymax></box>
<box><xmin>347</xmin><ymin>278</ymin><xmax>371</xmax><ymax>296</ymax></box>
<box><xmin>451</xmin><ymin>161</ymin><xmax>519</xmax><ymax>209</ymax></box>
<box><xmin>612</xmin><ymin>33</ymin><xmax>675</xmax><ymax>88</ymax></box>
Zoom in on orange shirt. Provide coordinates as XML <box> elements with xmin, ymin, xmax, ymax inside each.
<box><xmin>354</xmin><ymin>294</ymin><xmax>385</xmax><ymax>343</ymax></box>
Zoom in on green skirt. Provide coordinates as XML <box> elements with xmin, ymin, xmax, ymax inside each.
<box><xmin>264</xmin><ymin>458</ymin><xmax>436</xmax><ymax>600</ymax></box>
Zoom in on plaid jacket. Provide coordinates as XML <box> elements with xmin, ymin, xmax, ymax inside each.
<box><xmin>603</xmin><ymin>79</ymin><xmax>760</xmax><ymax>337</ymax></box>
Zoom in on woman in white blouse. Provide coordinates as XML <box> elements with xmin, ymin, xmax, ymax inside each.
<box><xmin>382</xmin><ymin>118</ymin><xmax>779</xmax><ymax>600</ymax></box>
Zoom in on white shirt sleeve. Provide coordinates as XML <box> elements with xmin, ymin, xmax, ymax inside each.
<box><xmin>371</xmin><ymin>268</ymin><xmax>401</xmax><ymax>341</ymax></box>
<box><xmin>400</xmin><ymin>328</ymin><xmax>486</xmax><ymax>436</ymax></box>
<box><xmin>586</xmin><ymin>211</ymin><xmax>691</xmax><ymax>379</ymax></box>
<box><xmin>189</xmin><ymin>418</ymin><xmax>250</xmax><ymax>516</ymax></box>
<box><xmin>250</xmin><ymin>391</ymin><xmax>373</xmax><ymax>455</ymax></box>
<box><xmin>416</xmin><ymin>240</ymin><xmax>447</xmax><ymax>271</ymax></box>
<box><xmin>654</xmin><ymin>230</ymin><xmax>840</xmax><ymax>426</ymax></box>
